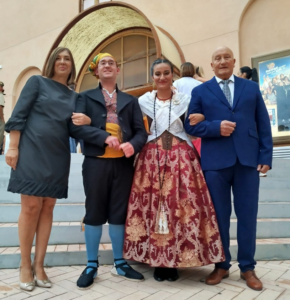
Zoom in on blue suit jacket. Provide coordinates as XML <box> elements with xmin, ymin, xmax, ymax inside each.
<box><xmin>184</xmin><ymin>76</ymin><xmax>273</xmax><ymax>171</ymax></box>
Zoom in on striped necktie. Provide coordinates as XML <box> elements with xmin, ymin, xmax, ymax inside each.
<box><xmin>221</xmin><ymin>80</ymin><xmax>232</xmax><ymax>107</ymax></box>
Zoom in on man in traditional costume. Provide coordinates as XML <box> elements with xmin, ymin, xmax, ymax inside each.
<box><xmin>69</xmin><ymin>53</ymin><xmax>147</xmax><ymax>289</ymax></box>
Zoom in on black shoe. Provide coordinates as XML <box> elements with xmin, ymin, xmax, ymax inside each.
<box><xmin>167</xmin><ymin>268</ymin><xmax>179</xmax><ymax>281</ymax></box>
<box><xmin>153</xmin><ymin>267</ymin><xmax>167</xmax><ymax>282</ymax></box>
<box><xmin>77</xmin><ymin>260</ymin><xmax>98</xmax><ymax>290</ymax></box>
<box><xmin>111</xmin><ymin>259</ymin><xmax>144</xmax><ymax>282</ymax></box>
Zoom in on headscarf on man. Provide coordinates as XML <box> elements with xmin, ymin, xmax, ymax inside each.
<box><xmin>88</xmin><ymin>53</ymin><xmax>117</xmax><ymax>79</ymax></box>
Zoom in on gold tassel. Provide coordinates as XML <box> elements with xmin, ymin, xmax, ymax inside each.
<box><xmin>155</xmin><ymin>197</ymin><xmax>169</xmax><ymax>234</ymax></box>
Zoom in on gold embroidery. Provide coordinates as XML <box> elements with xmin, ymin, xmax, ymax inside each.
<box><xmin>199</xmin><ymin>219</ymin><xmax>217</xmax><ymax>243</ymax></box>
<box><xmin>140</xmin><ymin>172</ymin><xmax>151</xmax><ymax>191</ymax></box>
<box><xmin>178</xmin><ymin>247</ymin><xmax>202</xmax><ymax>267</ymax></box>
<box><xmin>151</xmin><ymin>231</ymin><xmax>174</xmax><ymax>247</ymax></box>
<box><xmin>123</xmin><ymin>139</ymin><xmax>225</xmax><ymax>267</ymax></box>
<box><xmin>162</xmin><ymin>173</ymin><xmax>175</xmax><ymax>197</ymax></box>
<box><xmin>126</xmin><ymin>214</ymin><xmax>147</xmax><ymax>242</ymax></box>
<box><xmin>175</xmin><ymin>204</ymin><xmax>196</xmax><ymax>224</ymax></box>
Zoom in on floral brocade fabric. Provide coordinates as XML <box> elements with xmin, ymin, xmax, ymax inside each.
<box><xmin>101</xmin><ymin>89</ymin><xmax>118</xmax><ymax>124</ymax></box>
<box><xmin>123</xmin><ymin>137</ymin><xmax>225</xmax><ymax>268</ymax></box>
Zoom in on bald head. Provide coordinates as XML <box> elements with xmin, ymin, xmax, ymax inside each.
<box><xmin>212</xmin><ymin>46</ymin><xmax>234</xmax><ymax>61</ymax></box>
<box><xmin>211</xmin><ymin>46</ymin><xmax>236</xmax><ymax>80</ymax></box>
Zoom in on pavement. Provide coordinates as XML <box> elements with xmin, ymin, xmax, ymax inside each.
<box><xmin>1</xmin><ymin>261</ymin><xmax>290</xmax><ymax>300</ymax></box>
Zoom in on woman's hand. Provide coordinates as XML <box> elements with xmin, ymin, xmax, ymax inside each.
<box><xmin>5</xmin><ymin>148</ymin><xmax>19</xmax><ymax>170</ymax></box>
<box><xmin>188</xmin><ymin>113</ymin><xmax>205</xmax><ymax>126</ymax></box>
<box><xmin>71</xmin><ymin>113</ymin><xmax>91</xmax><ymax>126</ymax></box>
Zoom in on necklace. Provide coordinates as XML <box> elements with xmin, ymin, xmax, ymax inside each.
<box><xmin>153</xmin><ymin>92</ymin><xmax>172</xmax><ymax>234</ymax></box>
<box><xmin>157</xmin><ymin>96</ymin><xmax>172</xmax><ymax>101</ymax></box>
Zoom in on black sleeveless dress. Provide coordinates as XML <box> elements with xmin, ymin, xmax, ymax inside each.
<box><xmin>5</xmin><ymin>76</ymin><xmax>78</xmax><ymax>198</ymax></box>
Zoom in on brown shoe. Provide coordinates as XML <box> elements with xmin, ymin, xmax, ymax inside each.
<box><xmin>240</xmin><ymin>270</ymin><xmax>263</xmax><ymax>291</ymax></box>
<box><xmin>205</xmin><ymin>268</ymin><xmax>229</xmax><ymax>285</ymax></box>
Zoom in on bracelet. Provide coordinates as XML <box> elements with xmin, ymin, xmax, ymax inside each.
<box><xmin>9</xmin><ymin>148</ymin><xmax>19</xmax><ymax>150</ymax></box>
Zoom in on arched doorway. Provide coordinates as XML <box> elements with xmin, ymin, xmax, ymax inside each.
<box><xmin>44</xmin><ymin>2</ymin><xmax>185</xmax><ymax>95</ymax></box>
<box><xmin>78</xmin><ymin>29</ymin><xmax>157</xmax><ymax>95</ymax></box>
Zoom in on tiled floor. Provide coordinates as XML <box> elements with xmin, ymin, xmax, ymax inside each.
<box><xmin>0</xmin><ymin>261</ymin><xmax>290</xmax><ymax>299</ymax></box>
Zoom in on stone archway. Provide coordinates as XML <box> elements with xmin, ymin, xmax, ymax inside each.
<box><xmin>43</xmin><ymin>1</ymin><xmax>185</xmax><ymax>84</ymax></box>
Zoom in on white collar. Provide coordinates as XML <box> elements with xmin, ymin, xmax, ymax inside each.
<box><xmin>142</xmin><ymin>90</ymin><xmax>189</xmax><ymax>105</ymax></box>
<box><xmin>103</xmin><ymin>88</ymin><xmax>116</xmax><ymax>99</ymax></box>
<box><xmin>139</xmin><ymin>90</ymin><xmax>190</xmax><ymax>116</ymax></box>
<box><xmin>215</xmin><ymin>74</ymin><xmax>235</xmax><ymax>84</ymax></box>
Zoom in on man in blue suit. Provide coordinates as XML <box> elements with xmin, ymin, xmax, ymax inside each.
<box><xmin>185</xmin><ymin>46</ymin><xmax>272</xmax><ymax>291</ymax></box>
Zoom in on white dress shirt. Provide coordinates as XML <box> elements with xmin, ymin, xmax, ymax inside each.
<box><xmin>215</xmin><ymin>74</ymin><xmax>235</xmax><ymax>103</ymax></box>
<box><xmin>103</xmin><ymin>88</ymin><xmax>116</xmax><ymax>99</ymax></box>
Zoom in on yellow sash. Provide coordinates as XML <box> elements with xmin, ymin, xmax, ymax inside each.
<box><xmin>143</xmin><ymin>116</ymin><xmax>150</xmax><ymax>133</ymax></box>
<box><xmin>98</xmin><ymin>123</ymin><xmax>124</xmax><ymax>158</ymax></box>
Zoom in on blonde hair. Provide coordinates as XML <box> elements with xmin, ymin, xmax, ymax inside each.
<box><xmin>195</xmin><ymin>66</ymin><xmax>205</xmax><ymax>78</ymax></box>
<box><xmin>44</xmin><ymin>47</ymin><xmax>76</xmax><ymax>86</ymax></box>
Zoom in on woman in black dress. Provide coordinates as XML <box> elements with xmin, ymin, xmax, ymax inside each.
<box><xmin>5</xmin><ymin>47</ymin><xmax>90</xmax><ymax>291</ymax></box>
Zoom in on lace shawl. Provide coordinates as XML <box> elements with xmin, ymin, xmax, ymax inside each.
<box><xmin>139</xmin><ymin>90</ymin><xmax>193</xmax><ymax>147</ymax></box>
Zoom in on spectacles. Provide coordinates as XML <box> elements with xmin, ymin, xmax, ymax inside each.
<box><xmin>99</xmin><ymin>60</ymin><xmax>116</xmax><ymax>67</ymax></box>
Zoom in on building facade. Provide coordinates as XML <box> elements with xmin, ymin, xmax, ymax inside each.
<box><xmin>1</xmin><ymin>0</ymin><xmax>290</xmax><ymax>145</ymax></box>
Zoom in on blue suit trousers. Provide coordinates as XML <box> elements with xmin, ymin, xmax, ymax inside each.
<box><xmin>204</xmin><ymin>160</ymin><xmax>260</xmax><ymax>272</ymax></box>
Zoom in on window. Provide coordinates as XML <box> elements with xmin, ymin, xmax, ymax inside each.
<box><xmin>83</xmin><ymin>0</ymin><xmax>94</xmax><ymax>10</ymax></box>
<box><xmin>79</xmin><ymin>33</ymin><xmax>157</xmax><ymax>93</ymax></box>
<box><xmin>80</xmin><ymin>0</ymin><xmax>112</xmax><ymax>11</ymax></box>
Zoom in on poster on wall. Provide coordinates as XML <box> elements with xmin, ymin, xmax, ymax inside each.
<box><xmin>267</xmin><ymin>108</ymin><xmax>276</xmax><ymax>127</ymax></box>
<box><xmin>258</xmin><ymin>56</ymin><xmax>290</xmax><ymax>132</ymax></box>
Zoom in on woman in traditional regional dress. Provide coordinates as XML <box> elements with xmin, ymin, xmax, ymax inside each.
<box><xmin>123</xmin><ymin>59</ymin><xmax>225</xmax><ymax>281</ymax></box>
<box><xmin>5</xmin><ymin>47</ymin><xmax>90</xmax><ymax>291</ymax></box>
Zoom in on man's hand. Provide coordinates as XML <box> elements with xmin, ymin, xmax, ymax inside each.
<box><xmin>119</xmin><ymin>142</ymin><xmax>134</xmax><ymax>158</ymax></box>
<box><xmin>188</xmin><ymin>113</ymin><xmax>205</xmax><ymax>126</ymax></box>
<box><xmin>71</xmin><ymin>113</ymin><xmax>91</xmax><ymax>126</ymax></box>
<box><xmin>220</xmin><ymin>120</ymin><xmax>236</xmax><ymax>136</ymax></box>
<box><xmin>5</xmin><ymin>149</ymin><xmax>19</xmax><ymax>170</ymax></box>
<box><xmin>105</xmin><ymin>136</ymin><xmax>120</xmax><ymax>150</ymax></box>
<box><xmin>257</xmin><ymin>164</ymin><xmax>270</xmax><ymax>174</ymax></box>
